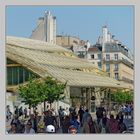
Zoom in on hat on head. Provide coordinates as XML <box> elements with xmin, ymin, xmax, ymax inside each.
<box><xmin>46</xmin><ymin>125</ymin><xmax>55</xmax><ymax>133</ymax></box>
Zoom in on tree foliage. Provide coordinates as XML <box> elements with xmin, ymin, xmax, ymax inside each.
<box><xmin>111</xmin><ymin>90</ymin><xmax>133</xmax><ymax>104</ymax></box>
<box><xmin>18</xmin><ymin>76</ymin><xmax>67</xmax><ymax>108</ymax></box>
<box><xmin>19</xmin><ymin>78</ymin><xmax>42</xmax><ymax>108</ymax></box>
<box><xmin>37</xmin><ymin>77</ymin><xmax>67</xmax><ymax>106</ymax></box>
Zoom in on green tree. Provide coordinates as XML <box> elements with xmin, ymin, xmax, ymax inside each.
<box><xmin>40</xmin><ymin>77</ymin><xmax>67</xmax><ymax>110</ymax></box>
<box><xmin>18</xmin><ymin>78</ymin><xmax>43</xmax><ymax>115</ymax></box>
<box><xmin>19</xmin><ymin>76</ymin><xmax>67</xmax><ymax>112</ymax></box>
<box><xmin>111</xmin><ymin>90</ymin><xmax>133</xmax><ymax>104</ymax></box>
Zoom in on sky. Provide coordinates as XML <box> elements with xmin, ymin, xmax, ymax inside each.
<box><xmin>6</xmin><ymin>6</ymin><xmax>134</xmax><ymax>52</ymax></box>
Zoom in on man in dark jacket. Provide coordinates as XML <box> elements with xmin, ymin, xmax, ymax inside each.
<box><xmin>44</xmin><ymin>110</ymin><xmax>58</xmax><ymax>130</ymax></box>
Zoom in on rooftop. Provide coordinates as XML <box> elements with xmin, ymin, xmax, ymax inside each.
<box><xmin>6</xmin><ymin>36</ymin><xmax>131</xmax><ymax>89</ymax></box>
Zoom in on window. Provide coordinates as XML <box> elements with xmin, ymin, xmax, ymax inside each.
<box><xmin>98</xmin><ymin>54</ymin><xmax>102</xmax><ymax>59</ymax></box>
<box><xmin>13</xmin><ymin>67</ymin><xmax>19</xmax><ymax>85</ymax></box>
<box><xmin>106</xmin><ymin>54</ymin><xmax>110</xmax><ymax>60</ymax></box>
<box><xmin>114</xmin><ymin>54</ymin><xmax>118</xmax><ymax>60</ymax></box>
<box><xmin>98</xmin><ymin>62</ymin><xmax>102</xmax><ymax>69</ymax></box>
<box><xmin>7</xmin><ymin>66</ymin><xmax>38</xmax><ymax>85</ymax></box>
<box><xmin>106</xmin><ymin>63</ymin><xmax>110</xmax><ymax>72</ymax></box>
<box><xmin>91</xmin><ymin>54</ymin><xmax>94</xmax><ymax>59</ymax></box>
<box><xmin>114</xmin><ymin>64</ymin><xmax>119</xmax><ymax>71</ymax></box>
<box><xmin>7</xmin><ymin>67</ymin><xmax>12</xmax><ymax>85</ymax></box>
<box><xmin>115</xmin><ymin>73</ymin><xmax>119</xmax><ymax>80</ymax></box>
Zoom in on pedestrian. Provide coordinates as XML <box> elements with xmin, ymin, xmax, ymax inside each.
<box><xmin>106</xmin><ymin>114</ymin><xmax>120</xmax><ymax>133</ymax></box>
<box><xmin>6</xmin><ymin>105</ymin><xmax>12</xmax><ymax>121</ymax></box>
<box><xmin>116</xmin><ymin>111</ymin><xmax>124</xmax><ymax>124</ymax></box>
<box><xmin>19</xmin><ymin>107</ymin><xmax>23</xmax><ymax>117</ymax></box>
<box><xmin>62</xmin><ymin>115</ymin><xmax>71</xmax><ymax>133</ymax></box>
<box><xmin>127</xmin><ymin>104</ymin><xmax>132</xmax><ymax>119</ymax></box>
<box><xmin>38</xmin><ymin>117</ymin><xmax>45</xmax><ymax>133</ymax></box>
<box><xmin>70</xmin><ymin>115</ymin><xmax>80</xmax><ymax>133</ymax></box>
<box><xmin>24</xmin><ymin>107</ymin><xmax>28</xmax><ymax>118</ymax></box>
<box><xmin>14</xmin><ymin>106</ymin><xmax>19</xmax><ymax>117</ymax></box>
<box><xmin>96</xmin><ymin>106</ymin><xmax>105</xmax><ymax>124</ymax></box>
<box><xmin>8</xmin><ymin>123</ymin><xmax>19</xmax><ymax>134</ymax></box>
<box><xmin>65</xmin><ymin>107</ymin><xmax>69</xmax><ymax>116</ymax></box>
<box><xmin>28</xmin><ymin>114</ymin><xmax>38</xmax><ymax>133</ymax></box>
<box><xmin>58</xmin><ymin>106</ymin><xmax>64</xmax><ymax>126</ymax></box>
<box><xmin>82</xmin><ymin>115</ymin><xmax>91</xmax><ymax>133</ymax></box>
<box><xmin>44</xmin><ymin>110</ymin><xmax>58</xmax><ymax>130</ymax></box>
<box><xmin>118</xmin><ymin>121</ymin><xmax>127</xmax><ymax>133</ymax></box>
<box><xmin>68</xmin><ymin>125</ymin><xmax>78</xmax><ymax>134</ymax></box>
<box><xmin>24</xmin><ymin>121</ymin><xmax>35</xmax><ymax>134</ymax></box>
<box><xmin>82</xmin><ymin>109</ymin><xmax>91</xmax><ymax>125</ymax></box>
<box><xmin>11</xmin><ymin>115</ymin><xmax>22</xmax><ymax>132</ymax></box>
<box><xmin>78</xmin><ymin>106</ymin><xmax>85</xmax><ymax>127</ymax></box>
<box><xmin>99</xmin><ymin>111</ymin><xmax>109</xmax><ymax>133</ymax></box>
<box><xmin>88</xmin><ymin>116</ymin><xmax>96</xmax><ymax>133</ymax></box>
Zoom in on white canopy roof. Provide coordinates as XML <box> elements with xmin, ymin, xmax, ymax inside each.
<box><xmin>6</xmin><ymin>36</ymin><xmax>131</xmax><ymax>89</ymax></box>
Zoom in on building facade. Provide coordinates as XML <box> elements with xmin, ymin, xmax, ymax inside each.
<box><xmin>30</xmin><ymin>11</ymin><xmax>56</xmax><ymax>44</ymax></box>
<box><xmin>86</xmin><ymin>26</ymin><xmax>134</xmax><ymax>88</ymax></box>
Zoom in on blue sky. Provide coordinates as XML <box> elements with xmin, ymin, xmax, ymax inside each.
<box><xmin>6</xmin><ymin>6</ymin><xmax>134</xmax><ymax>51</ymax></box>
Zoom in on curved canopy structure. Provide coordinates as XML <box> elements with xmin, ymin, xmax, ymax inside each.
<box><xmin>6</xmin><ymin>36</ymin><xmax>131</xmax><ymax>89</ymax></box>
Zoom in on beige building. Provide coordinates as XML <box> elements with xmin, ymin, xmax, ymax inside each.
<box><xmin>56</xmin><ymin>35</ymin><xmax>86</xmax><ymax>49</ymax></box>
<box><xmin>30</xmin><ymin>11</ymin><xmax>56</xmax><ymax>44</ymax></box>
<box><xmin>87</xmin><ymin>26</ymin><xmax>134</xmax><ymax>89</ymax></box>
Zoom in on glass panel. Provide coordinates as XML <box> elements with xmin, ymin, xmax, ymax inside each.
<box><xmin>114</xmin><ymin>54</ymin><xmax>118</xmax><ymax>60</ymax></box>
<box><xmin>19</xmin><ymin>67</ymin><xmax>23</xmax><ymax>84</ymax></box>
<box><xmin>106</xmin><ymin>54</ymin><xmax>110</xmax><ymax>60</ymax></box>
<box><xmin>13</xmin><ymin>67</ymin><xmax>18</xmax><ymax>85</ymax></box>
<box><xmin>115</xmin><ymin>73</ymin><xmax>119</xmax><ymax>80</ymax></box>
<box><xmin>7</xmin><ymin>67</ymin><xmax>13</xmax><ymax>85</ymax></box>
<box><xmin>98</xmin><ymin>54</ymin><xmax>102</xmax><ymax>59</ymax></box>
<box><xmin>114</xmin><ymin>64</ymin><xmax>119</xmax><ymax>70</ymax></box>
<box><xmin>106</xmin><ymin>63</ymin><xmax>110</xmax><ymax>72</ymax></box>
<box><xmin>7</xmin><ymin>66</ymin><xmax>39</xmax><ymax>85</ymax></box>
<box><xmin>24</xmin><ymin>69</ymin><xmax>30</xmax><ymax>81</ymax></box>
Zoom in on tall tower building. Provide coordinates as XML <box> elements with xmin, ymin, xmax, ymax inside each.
<box><xmin>102</xmin><ymin>26</ymin><xmax>108</xmax><ymax>44</ymax></box>
<box><xmin>30</xmin><ymin>11</ymin><xmax>56</xmax><ymax>44</ymax></box>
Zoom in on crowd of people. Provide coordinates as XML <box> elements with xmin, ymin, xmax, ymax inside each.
<box><xmin>6</xmin><ymin>104</ymin><xmax>133</xmax><ymax>134</ymax></box>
